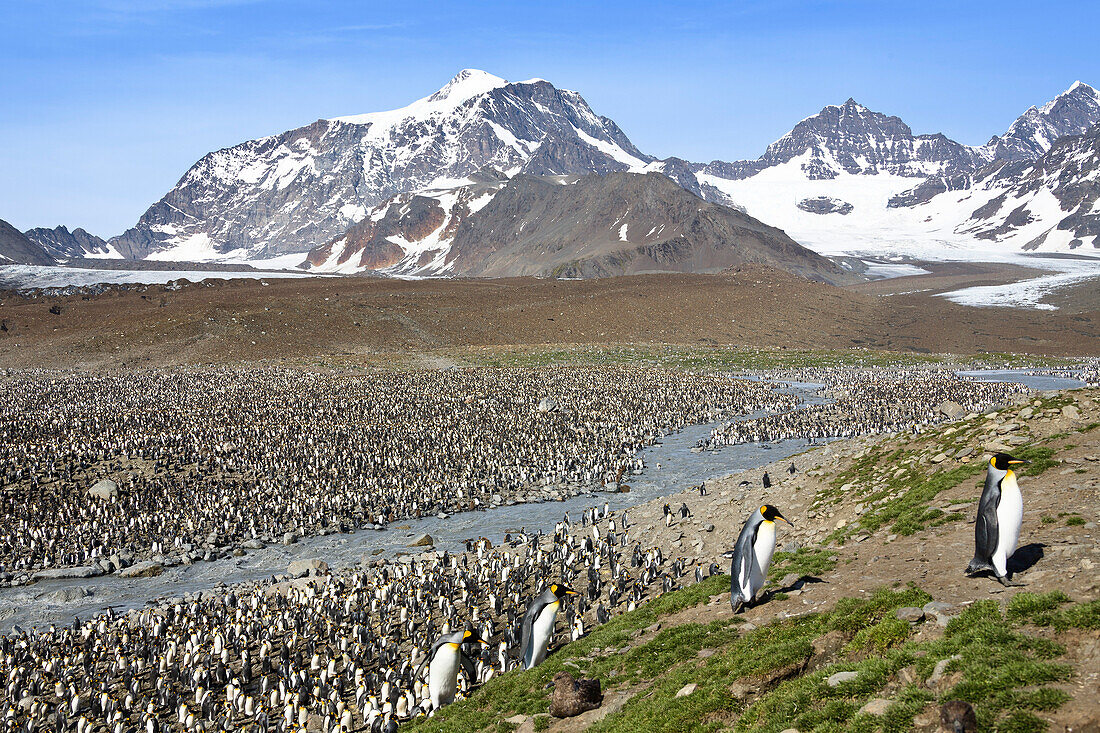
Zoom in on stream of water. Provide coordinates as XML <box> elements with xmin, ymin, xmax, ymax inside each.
<box><xmin>1</xmin><ymin>371</ymin><xmax>1084</xmax><ymax>630</ymax></box>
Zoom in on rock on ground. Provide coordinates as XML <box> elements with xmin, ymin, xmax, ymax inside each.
<box><xmin>88</xmin><ymin>479</ymin><xmax>119</xmax><ymax>500</ymax></box>
<box><xmin>120</xmin><ymin>561</ymin><xmax>163</xmax><ymax>578</ymax></box>
<box><xmin>287</xmin><ymin>559</ymin><xmax>328</xmax><ymax>578</ymax></box>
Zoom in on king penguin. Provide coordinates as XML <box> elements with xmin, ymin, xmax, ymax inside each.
<box><xmin>520</xmin><ymin>583</ymin><xmax>578</xmax><ymax>669</ymax></box>
<box><xmin>730</xmin><ymin>504</ymin><xmax>791</xmax><ymax>613</ymax></box>
<box><xmin>417</xmin><ymin>628</ymin><xmax>488</xmax><ymax>711</ymax></box>
<box><xmin>966</xmin><ymin>452</ymin><xmax>1029</xmax><ymax>586</ymax></box>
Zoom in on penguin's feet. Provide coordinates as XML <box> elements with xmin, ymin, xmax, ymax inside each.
<box><xmin>731</xmin><ymin>599</ymin><xmax>745</xmax><ymax>615</ymax></box>
<box><xmin>996</xmin><ymin>575</ymin><xmax>1025</xmax><ymax>587</ymax></box>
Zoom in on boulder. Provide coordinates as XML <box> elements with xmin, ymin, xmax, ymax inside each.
<box><xmin>537</xmin><ymin>396</ymin><xmax>559</xmax><ymax>413</ymax></box>
<box><xmin>409</xmin><ymin>534</ymin><xmax>434</xmax><ymax>548</ymax></box>
<box><xmin>859</xmin><ymin>698</ymin><xmax>892</xmax><ymax>717</ymax></box>
<box><xmin>896</xmin><ymin>607</ymin><xmax>925</xmax><ymax>623</ymax></box>
<box><xmin>88</xmin><ymin>479</ymin><xmax>119</xmax><ymax>500</ymax></box>
<box><xmin>287</xmin><ymin>559</ymin><xmax>328</xmax><ymax>578</ymax></box>
<box><xmin>826</xmin><ymin>671</ymin><xmax>858</xmax><ymax>687</ymax></box>
<box><xmin>241</xmin><ymin>539</ymin><xmax>265</xmax><ymax>550</ymax></box>
<box><xmin>120</xmin><ymin>561</ymin><xmax>163</xmax><ymax>578</ymax></box>
<box><xmin>675</xmin><ymin>683</ymin><xmax>697</xmax><ymax>697</ymax></box>
<box><xmin>40</xmin><ymin>586</ymin><xmax>93</xmax><ymax>603</ymax></box>
<box><xmin>937</xmin><ymin>401</ymin><xmax>964</xmax><ymax>419</ymax></box>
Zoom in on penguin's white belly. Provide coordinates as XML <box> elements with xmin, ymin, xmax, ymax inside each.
<box><xmin>747</xmin><ymin>522</ymin><xmax>777</xmax><ymax>600</ymax></box>
<box><xmin>428</xmin><ymin>645</ymin><xmax>461</xmax><ymax>708</ymax></box>
<box><xmin>993</xmin><ymin>479</ymin><xmax>1023</xmax><ymax>577</ymax></box>
<box><xmin>528</xmin><ymin>601</ymin><xmax>559</xmax><ymax>667</ymax></box>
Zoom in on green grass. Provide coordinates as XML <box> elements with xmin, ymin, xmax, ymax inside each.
<box><xmin>406</xmin><ymin>582</ymin><xmax>1095</xmax><ymax>733</ymax></box>
<box><xmin>1065</xmin><ymin>515</ymin><xmax>1086</xmax><ymax>526</ymax></box>
<box><xmin>767</xmin><ymin>547</ymin><xmax>838</xmax><ymax>585</ymax></box>
<box><xmin>817</xmin><ymin>403</ymin><xmax>1070</xmax><ymax>545</ymax></box>
<box><xmin>914</xmin><ymin>600</ymin><xmax>1074</xmax><ymax>731</ymax></box>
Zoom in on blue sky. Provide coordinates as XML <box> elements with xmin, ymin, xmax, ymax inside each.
<box><xmin>2</xmin><ymin>0</ymin><xmax>1098</xmax><ymax>238</ymax></box>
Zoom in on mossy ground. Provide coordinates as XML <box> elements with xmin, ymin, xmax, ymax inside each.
<box><xmin>817</xmin><ymin>393</ymin><xmax>1084</xmax><ymax>546</ymax></box>
<box><xmin>405</xmin><ymin>580</ymin><xmax>1094</xmax><ymax>733</ymax></box>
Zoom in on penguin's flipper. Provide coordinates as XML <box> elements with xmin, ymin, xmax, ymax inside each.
<box><xmin>415</xmin><ymin>637</ymin><xmax>448</xmax><ymax>680</ymax></box>
<box><xmin>458</xmin><ymin>648</ymin><xmax>477</xmax><ymax>683</ymax></box>
<box><xmin>520</xmin><ymin>594</ymin><xmax>550</xmax><ymax>667</ymax></box>
<box><xmin>971</xmin><ymin>480</ymin><xmax>1001</xmax><ymax>571</ymax></box>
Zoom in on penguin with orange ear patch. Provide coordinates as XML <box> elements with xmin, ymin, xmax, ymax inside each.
<box><xmin>520</xmin><ymin>583</ymin><xmax>578</xmax><ymax>669</ymax></box>
<box><xmin>730</xmin><ymin>504</ymin><xmax>791</xmax><ymax>613</ymax></box>
<box><xmin>418</xmin><ymin>628</ymin><xmax>488</xmax><ymax>711</ymax></box>
<box><xmin>967</xmin><ymin>453</ymin><xmax>1029</xmax><ymax>586</ymax></box>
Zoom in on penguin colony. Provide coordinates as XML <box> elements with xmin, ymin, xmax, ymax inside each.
<box><xmin>707</xmin><ymin>368</ymin><xmax>1027</xmax><ymax>446</ymax></box>
<box><xmin>0</xmin><ymin>363</ymin><xmax>1071</xmax><ymax>731</ymax></box>
<box><xmin>0</xmin><ymin>510</ymin><xmax>690</xmax><ymax>732</ymax></box>
<box><xmin>0</xmin><ymin>367</ymin><xmax>785</xmax><ymax>579</ymax></box>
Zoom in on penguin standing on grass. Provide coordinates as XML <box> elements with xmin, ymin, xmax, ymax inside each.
<box><xmin>967</xmin><ymin>453</ymin><xmax>1029</xmax><ymax>586</ymax></box>
<box><xmin>417</xmin><ymin>628</ymin><xmax>488</xmax><ymax>712</ymax></box>
<box><xmin>520</xmin><ymin>584</ymin><xmax>578</xmax><ymax>669</ymax></box>
<box><xmin>730</xmin><ymin>504</ymin><xmax>791</xmax><ymax>613</ymax></box>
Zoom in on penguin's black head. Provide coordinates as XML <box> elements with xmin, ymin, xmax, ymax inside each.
<box><xmin>461</xmin><ymin>629</ymin><xmax>489</xmax><ymax>647</ymax></box>
<box><xmin>550</xmin><ymin>583</ymin><xmax>578</xmax><ymax>599</ymax></box>
<box><xmin>760</xmin><ymin>504</ymin><xmax>791</xmax><ymax>525</ymax></box>
<box><xmin>991</xmin><ymin>453</ymin><xmax>1029</xmax><ymax>471</ymax></box>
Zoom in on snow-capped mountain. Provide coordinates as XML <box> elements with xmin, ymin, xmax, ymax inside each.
<box><xmin>110</xmin><ymin>70</ymin><xmax>653</xmax><ymax>260</ymax></box>
<box><xmin>0</xmin><ymin>219</ymin><xmax>55</xmax><ymax>266</ymax></box>
<box><xmin>698</xmin><ymin>98</ymin><xmax>985</xmax><ymax>182</ymax></box>
<box><xmin>23</xmin><ymin>225</ymin><xmax>114</xmax><ymax>260</ymax></box>
<box><xmin>980</xmin><ymin>81</ymin><xmax>1100</xmax><ymax>162</ymax></box>
<box><xmin>959</xmin><ymin>122</ymin><xmax>1100</xmax><ymax>250</ymax></box>
<box><xmin>305</xmin><ymin>171</ymin><xmax>852</xmax><ymax>282</ymax></box>
<box><xmin>693</xmin><ymin>83</ymin><xmax>1100</xmax><ymax>257</ymax></box>
<box><xmin>95</xmin><ymin>72</ymin><xmax>1100</xmax><ymax>272</ymax></box>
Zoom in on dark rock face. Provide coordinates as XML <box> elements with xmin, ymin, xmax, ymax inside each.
<box><xmin>549</xmin><ymin>672</ymin><xmax>602</xmax><ymax>718</ymax></box>
<box><xmin>305</xmin><ymin>178</ymin><xmax>506</xmax><ymax>273</ymax></box>
<box><xmin>699</xmin><ymin>98</ymin><xmax>984</xmax><ymax>182</ymax></box>
<box><xmin>0</xmin><ymin>219</ymin><xmax>55</xmax><ymax>265</ymax></box>
<box><xmin>966</xmin><ymin>123</ymin><xmax>1100</xmax><ymax>249</ymax></box>
<box><xmin>443</xmin><ymin>172</ymin><xmax>851</xmax><ymax>282</ymax></box>
<box><xmin>304</xmin><ymin>172</ymin><xmax>853</xmax><ymax>283</ymax></box>
<box><xmin>23</xmin><ymin>226</ymin><xmax>111</xmax><ymax>259</ymax></box>
<box><xmin>887</xmin><ymin>173</ymin><xmax>976</xmax><ymax>208</ymax></box>
<box><xmin>797</xmin><ymin>196</ymin><xmax>853</xmax><ymax>215</ymax></box>
<box><xmin>111</xmin><ymin>71</ymin><xmax>653</xmax><ymax>260</ymax></box>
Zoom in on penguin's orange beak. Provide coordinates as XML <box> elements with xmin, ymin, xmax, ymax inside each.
<box><xmin>1008</xmin><ymin>459</ymin><xmax>1029</xmax><ymax>465</ymax></box>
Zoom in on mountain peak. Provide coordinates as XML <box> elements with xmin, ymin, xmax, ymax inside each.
<box><xmin>427</xmin><ymin>69</ymin><xmax>508</xmax><ymax>104</ymax></box>
<box><xmin>330</xmin><ymin>69</ymin><xmax>509</xmax><ymax>127</ymax></box>
<box><xmin>984</xmin><ymin>80</ymin><xmax>1100</xmax><ymax>161</ymax></box>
